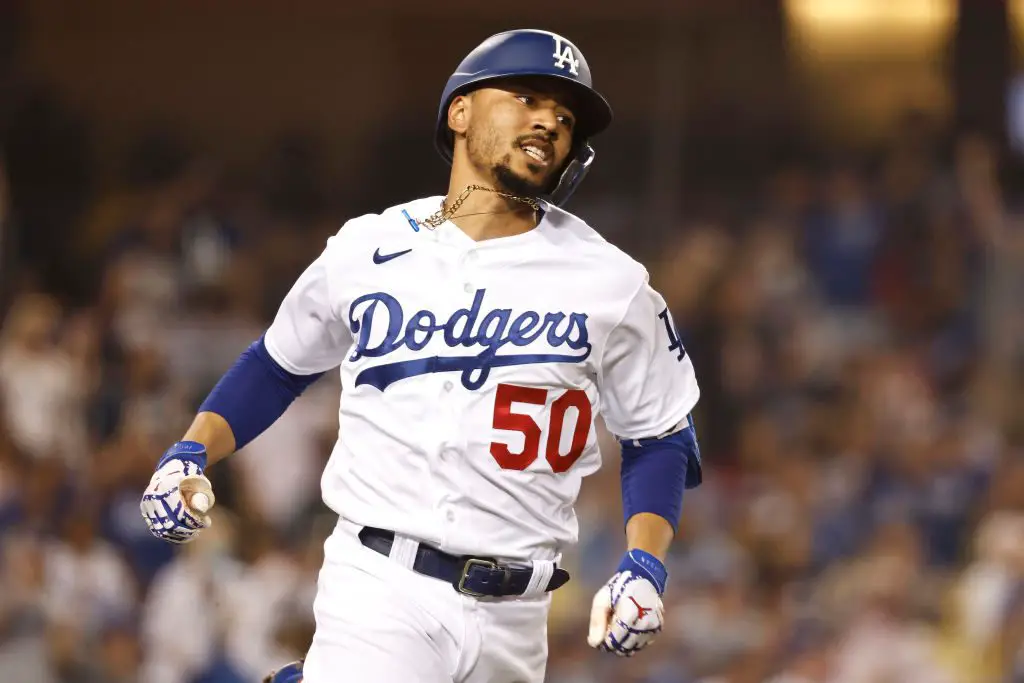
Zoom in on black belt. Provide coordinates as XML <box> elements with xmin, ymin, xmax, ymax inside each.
<box><xmin>357</xmin><ymin>526</ymin><xmax>570</xmax><ymax>598</ymax></box>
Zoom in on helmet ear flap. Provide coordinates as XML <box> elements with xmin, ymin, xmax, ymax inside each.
<box><xmin>545</xmin><ymin>143</ymin><xmax>595</xmax><ymax>207</ymax></box>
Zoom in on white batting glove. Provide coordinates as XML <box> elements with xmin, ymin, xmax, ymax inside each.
<box><xmin>587</xmin><ymin>549</ymin><xmax>667</xmax><ymax>657</ymax></box>
<box><xmin>140</xmin><ymin>441</ymin><xmax>216</xmax><ymax>544</ymax></box>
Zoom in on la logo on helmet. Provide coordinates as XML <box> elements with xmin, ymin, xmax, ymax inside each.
<box><xmin>552</xmin><ymin>35</ymin><xmax>580</xmax><ymax>76</ymax></box>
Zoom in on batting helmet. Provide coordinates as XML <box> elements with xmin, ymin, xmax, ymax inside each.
<box><xmin>435</xmin><ymin>29</ymin><xmax>613</xmax><ymax>207</ymax></box>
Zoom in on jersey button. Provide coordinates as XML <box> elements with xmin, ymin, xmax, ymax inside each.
<box><xmin>463</xmin><ymin>282</ymin><xmax>474</xmax><ymax>293</ymax></box>
<box><xmin>443</xmin><ymin>380</ymin><xmax>454</xmax><ymax>391</ymax></box>
<box><xmin>446</xmin><ymin>510</ymin><xmax>456</xmax><ymax>522</ymax></box>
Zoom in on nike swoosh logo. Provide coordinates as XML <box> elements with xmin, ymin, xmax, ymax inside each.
<box><xmin>372</xmin><ymin>248</ymin><xmax>412</xmax><ymax>264</ymax></box>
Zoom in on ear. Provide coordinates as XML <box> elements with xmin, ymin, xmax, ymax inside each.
<box><xmin>447</xmin><ymin>94</ymin><xmax>471</xmax><ymax>136</ymax></box>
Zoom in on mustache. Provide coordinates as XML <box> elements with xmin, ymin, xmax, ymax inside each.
<box><xmin>514</xmin><ymin>132</ymin><xmax>557</xmax><ymax>146</ymax></box>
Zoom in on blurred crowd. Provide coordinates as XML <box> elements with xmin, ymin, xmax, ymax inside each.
<box><xmin>2</xmin><ymin>106</ymin><xmax>1024</xmax><ymax>683</ymax></box>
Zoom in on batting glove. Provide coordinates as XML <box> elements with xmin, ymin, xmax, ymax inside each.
<box><xmin>140</xmin><ymin>441</ymin><xmax>216</xmax><ymax>544</ymax></box>
<box><xmin>587</xmin><ymin>549</ymin><xmax>666</xmax><ymax>657</ymax></box>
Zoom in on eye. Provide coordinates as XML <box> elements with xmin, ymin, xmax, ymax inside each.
<box><xmin>516</xmin><ymin>94</ymin><xmax>534</xmax><ymax>106</ymax></box>
<box><xmin>558</xmin><ymin>114</ymin><xmax>575</xmax><ymax>130</ymax></box>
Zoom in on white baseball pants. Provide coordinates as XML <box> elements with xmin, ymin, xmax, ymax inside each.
<box><xmin>302</xmin><ymin>519</ymin><xmax>552</xmax><ymax>683</ymax></box>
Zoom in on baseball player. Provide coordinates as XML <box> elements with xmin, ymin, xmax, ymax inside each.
<box><xmin>141</xmin><ymin>29</ymin><xmax>702</xmax><ymax>683</ymax></box>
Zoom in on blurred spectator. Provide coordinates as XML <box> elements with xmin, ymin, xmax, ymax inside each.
<box><xmin>220</xmin><ymin>519</ymin><xmax>318</xmax><ymax>680</ymax></box>
<box><xmin>42</xmin><ymin>501</ymin><xmax>137</xmax><ymax>634</ymax></box>
<box><xmin>140</xmin><ymin>507</ymin><xmax>246</xmax><ymax>683</ymax></box>
<box><xmin>803</xmin><ymin>163</ymin><xmax>884</xmax><ymax>310</ymax></box>
<box><xmin>0</xmin><ymin>293</ymin><xmax>87</xmax><ymax>467</ymax></box>
<box><xmin>829</xmin><ymin>551</ymin><xmax>952</xmax><ymax>683</ymax></box>
<box><xmin>0</xmin><ymin>530</ymin><xmax>52</xmax><ymax>681</ymax></box>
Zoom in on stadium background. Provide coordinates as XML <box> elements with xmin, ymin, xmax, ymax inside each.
<box><xmin>2</xmin><ymin>1</ymin><xmax>1024</xmax><ymax>681</ymax></box>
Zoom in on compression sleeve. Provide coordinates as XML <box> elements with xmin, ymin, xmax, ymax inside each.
<box><xmin>199</xmin><ymin>335</ymin><xmax>324</xmax><ymax>450</ymax></box>
<box><xmin>619</xmin><ymin>415</ymin><xmax>702</xmax><ymax>532</ymax></box>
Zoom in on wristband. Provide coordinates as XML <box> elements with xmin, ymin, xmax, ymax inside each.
<box><xmin>156</xmin><ymin>440</ymin><xmax>208</xmax><ymax>472</ymax></box>
<box><xmin>617</xmin><ymin>548</ymin><xmax>668</xmax><ymax>595</ymax></box>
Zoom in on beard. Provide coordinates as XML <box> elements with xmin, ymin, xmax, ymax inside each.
<box><xmin>492</xmin><ymin>154</ymin><xmax>551</xmax><ymax>197</ymax></box>
<box><xmin>466</xmin><ymin>125</ymin><xmax>558</xmax><ymax>198</ymax></box>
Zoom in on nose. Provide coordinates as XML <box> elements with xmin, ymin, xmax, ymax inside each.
<box><xmin>530</xmin><ymin>107</ymin><xmax>559</xmax><ymax>138</ymax></box>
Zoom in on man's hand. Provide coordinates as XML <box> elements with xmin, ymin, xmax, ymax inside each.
<box><xmin>587</xmin><ymin>549</ymin><xmax>667</xmax><ymax>657</ymax></box>
<box><xmin>140</xmin><ymin>441</ymin><xmax>216</xmax><ymax>544</ymax></box>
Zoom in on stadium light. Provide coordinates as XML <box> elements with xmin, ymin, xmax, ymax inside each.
<box><xmin>785</xmin><ymin>0</ymin><xmax>957</xmax><ymax>56</ymax></box>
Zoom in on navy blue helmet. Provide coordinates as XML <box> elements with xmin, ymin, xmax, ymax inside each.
<box><xmin>435</xmin><ymin>29</ymin><xmax>613</xmax><ymax>207</ymax></box>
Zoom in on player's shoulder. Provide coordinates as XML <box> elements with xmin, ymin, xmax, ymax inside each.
<box><xmin>331</xmin><ymin>196</ymin><xmax>441</xmax><ymax>242</ymax></box>
<box><xmin>541</xmin><ymin>202</ymin><xmax>649</xmax><ymax>284</ymax></box>
<box><xmin>319</xmin><ymin>197</ymin><xmax>442</xmax><ymax>269</ymax></box>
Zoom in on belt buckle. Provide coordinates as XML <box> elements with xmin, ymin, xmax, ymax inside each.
<box><xmin>457</xmin><ymin>558</ymin><xmax>499</xmax><ymax>597</ymax></box>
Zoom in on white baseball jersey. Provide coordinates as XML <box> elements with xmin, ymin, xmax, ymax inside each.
<box><xmin>263</xmin><ymin>195</ymin><xmax>700</xmax><ymax>562</ymax></box>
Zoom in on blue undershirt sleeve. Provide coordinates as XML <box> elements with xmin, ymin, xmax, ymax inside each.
<box><xmin>198</xmin><ymin>334</ymin><xmax>325</xmax><ymax>450</ymax></box>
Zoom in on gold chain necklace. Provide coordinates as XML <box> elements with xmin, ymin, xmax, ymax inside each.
<box><xmin>416</xmin><ymin>184</ymin><xmax>541</xmax><ymax>229</ymax></box>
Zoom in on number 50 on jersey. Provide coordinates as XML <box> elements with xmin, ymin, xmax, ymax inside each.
<box><xmin>489</xmin><ymin>383</ymin><xmax>591</xmax><ymax>474</ymax></box>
